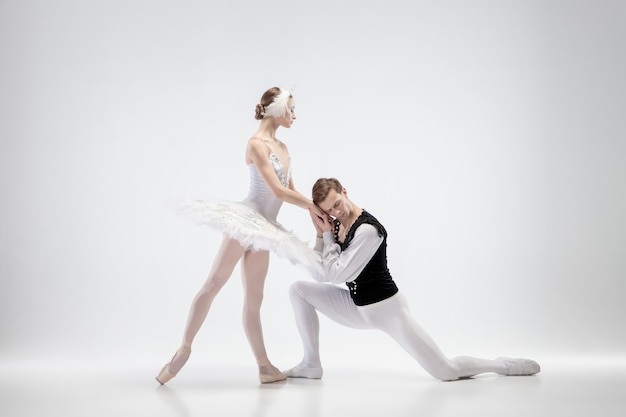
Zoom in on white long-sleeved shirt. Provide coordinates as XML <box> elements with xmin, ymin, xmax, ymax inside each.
<box><xmin>313</xmin><ymin>224</ymin><xmax>384</xmax><ymax>285</ymax></box>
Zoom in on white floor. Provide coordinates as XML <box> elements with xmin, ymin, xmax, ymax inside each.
<box><xmin>2</xmin><ymin>356</ymin><xmax>625</xmax><ymax>417</ymax></box>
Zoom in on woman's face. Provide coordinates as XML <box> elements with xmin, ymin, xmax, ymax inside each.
<box><xmin>277</xmin><ymin>97</ymin><xmax>296</xmax><ymax>128</ymax></box>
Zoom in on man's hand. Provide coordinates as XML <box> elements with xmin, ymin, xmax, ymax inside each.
<box><xmin>309</xmin><ymin>210</ymin><xmax>333</xmax><ymax>237</ymax></box>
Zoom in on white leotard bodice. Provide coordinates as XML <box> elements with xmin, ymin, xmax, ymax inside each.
<box><xmin>243</xmin><ymin>154</ymin><xmax>292</xmax><ymax>221</ymax></box>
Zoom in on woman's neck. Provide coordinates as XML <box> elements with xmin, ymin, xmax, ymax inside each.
<box><xmin>256</xmin><ymin>120</ymin><xmax>279</xmax><ymax>141</ymax></box>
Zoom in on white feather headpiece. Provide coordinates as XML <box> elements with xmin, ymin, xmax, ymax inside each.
<box><xmin>262</xmin><ymin>88</ymin><xmax>292</xmax><ymax>119</ymax></box>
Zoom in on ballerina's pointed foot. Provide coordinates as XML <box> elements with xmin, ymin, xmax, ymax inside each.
<box><xmin>286</xmin><ymin>362</ymin><xmax>323</xmax><ymax>379</ymax></box>
<box><xmin>156</xmin><ymin>346</ymin><xmax>191</xmax><ymax>385</ymax></box>
<box><xmin>497</xmin><ymin>357</ymin><xmax>541</xmax><ymax>376</ymax></box>
<box><xmin>259</xmin><ymin>369</ymin><xmax>288</xmax><ymax>384</ymax></box>
<box><xmin>258</xmin><ymin>362</ymin><xmax>288</xmax><ymax>384</ymax></box>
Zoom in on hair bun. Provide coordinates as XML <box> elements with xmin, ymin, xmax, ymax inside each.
<box><xmin>254</xmin><ymin>103</ymin><xmax>265</xmax><ymax>120</ymax></box>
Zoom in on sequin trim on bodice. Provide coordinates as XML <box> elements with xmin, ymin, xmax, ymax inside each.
<box><xmin>269</xmin><ymin>153</ymin><xmax>291</xmax><ymax>187</ymax></box>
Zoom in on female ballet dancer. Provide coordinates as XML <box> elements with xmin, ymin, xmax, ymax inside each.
<box><xmin>286</xmin><ymin>177</ymin><xmax>540</xmax><ymax>381</ymax></box>
<box><xmin>156</xmin><ymin>87</ymin><xmax>323</xmax><ymax>385</ymax></box>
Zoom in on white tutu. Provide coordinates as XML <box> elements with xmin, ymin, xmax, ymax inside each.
<box><xmin>178</xmin><ymin>199</ymin><xmax>324</xmax><ymax>280</ymax></box>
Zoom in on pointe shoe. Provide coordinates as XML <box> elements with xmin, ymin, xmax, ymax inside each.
<box><xmin>156</xmin><ymin>346</ymin><xmax>191</xmax><ymax>385</ymax></box>
<box><xmin>259</xmin><ymin>370</ymin><xmax>288</xmax><ymax>384</ymax></box>
<box><xmin>258</xmin><ymin>363</ymin><xmax>287</xmax><ymax>384</ymax></box>
<box><xmin>496</xmin><ymin>357</ymin><xmax>541</xmax><ymax>376</ymax></box>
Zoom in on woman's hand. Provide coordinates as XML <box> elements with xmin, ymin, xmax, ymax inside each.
<box><xmin>308</xmin><ymin>202</ymin><xmax>325</xmax><ymax>218</ymax></box>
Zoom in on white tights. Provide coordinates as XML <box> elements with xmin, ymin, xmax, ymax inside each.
<box><xmin>181</xmin><ymin>235</ymin><xmax>275</xmax><ymax>367</ymax></box>
<box><xmin>289</xmin><ymin>280</ymin><xmax>509</xmax><ymax>381</ymax></box>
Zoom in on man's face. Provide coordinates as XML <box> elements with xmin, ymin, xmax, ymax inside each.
<box><xmin>318</xmin><ymin>188</ymin><xmax>349</xmax><ymax>221</ymax></box>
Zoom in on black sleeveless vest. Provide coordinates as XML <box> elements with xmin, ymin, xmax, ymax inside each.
<box><xmin>334</xmin><ymin>211</ymin><xmax>399</xmax><ymax>306</ymax></box>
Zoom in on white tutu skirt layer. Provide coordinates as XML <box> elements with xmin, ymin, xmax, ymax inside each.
<box><xmin>178</xmin><ymin>199</ymin><xmax>323</xmax><ymax>280</ymax></box>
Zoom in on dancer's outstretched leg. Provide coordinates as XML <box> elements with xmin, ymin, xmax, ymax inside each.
<box><xmin>241</xmin><ymin>249</ymin><xmax>286</xmax><ymax>383</ymax></box>
<box><xmin>365</xmin><ymin>293</ymin><xmax>540</xmax><ymax>380</ymax></box>
<box><xmin>156</xmin><ymin>236</ymin><xmax>245</xmax><ymax>384</ymax></box>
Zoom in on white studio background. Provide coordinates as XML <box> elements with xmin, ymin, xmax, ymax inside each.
<box><xmin>1</xmin><ymin>0</ymin><xmax>624</xmax><ymax>371</ymax></box>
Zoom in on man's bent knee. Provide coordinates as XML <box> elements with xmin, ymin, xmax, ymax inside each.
<box><xmin>289</xmin><ymin>280</ymin><xmax>307</xmax><ymax>297</ymax></box>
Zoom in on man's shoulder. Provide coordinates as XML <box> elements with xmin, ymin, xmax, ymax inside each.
<box><xmin>354</xmin><ymin>222</ymin><xmax>382</xmax><ymax>238</ymax></box>
<box><xmin>356</xmin><ymin>211</ymin><xmax>387</xmax><ymax>237</ymax></box>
